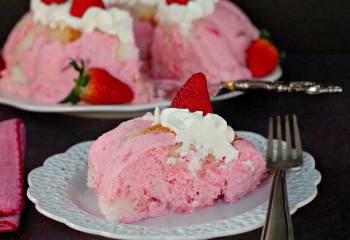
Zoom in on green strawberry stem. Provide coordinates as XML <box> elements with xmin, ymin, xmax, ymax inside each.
<box><xmin>279</xmin><ymin>49</ymin><xmax>287</xmax><ymax>60</ymax></box>
<box><xmin>260</xmin><ymin>29</ymin><xmax>271</xmax><ymax>40</ymax></box>
<box><xmin>259</xmin><ymin>28</ymin><xmax>287</xmax><ymax>61</ymax></box>
<box><xmin>61</xmin><ymin>60</ymin><xmax>90</xmax><ymax>104</ymax></box>
<box><xmin>61</xmin><ymin>90</ymin><xmax>81</xmax><ymax>104</ymax></box>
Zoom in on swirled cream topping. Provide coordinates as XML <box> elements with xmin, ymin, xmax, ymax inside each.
<box><xmin>104</xmin><ymin>0</ymin><xmax>160</xmax><ymax>6</ymax></box>
<box><xmin>156</xmin><ymin>0</ymin><xmax>218</xmax><ymax>36</ymax></box>
<box><xmin>31</xmin><ymin>0</ymin><xmax>134</xmax><ymax>44</ymax></box>
<box><xmin>152</xmin><ymin>107</ymin><xmax>239</xmax><ymax>171</ymax></box>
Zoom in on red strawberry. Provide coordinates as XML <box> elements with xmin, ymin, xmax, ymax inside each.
<box><xmin>71</xmin><ymin>0</ymin><xmax>105</xmax><ymax>18</ymax></box>
<box><xmin>247</xmin><ymin>38</ymin><xmax>280</xmax><ymax>78</ymax></box>
<box><xmin>0</xmin><ymin>54</ymin><xmax>5</xmax><ymax>77</ymax></box>
<box><xmin>171</xmin><ymin>72</ymin><xmax>213</xmax><ymax>115</ymax></box>
<box><xmin>62</xmin><ymin>61</ymin><xmax>134</xmax><ymax>105</ymax></box>
<box><xmin>166</xmin><ymin>0</ymin><xmax>189</xmax><ymax>5</ymax></box>
<box><xmin>42</xmin><ymin>0</ymin><xmax>67</xmax><ymax>4</ymax></box>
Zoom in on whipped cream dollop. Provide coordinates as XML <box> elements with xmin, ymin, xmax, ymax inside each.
<box><xmin>104</xmin><ymin>0</ymin><xmax>159</xmax><ymax>6</ymax></box>
<box><xmin>152</xmin><ymin>107</ymin><xmax>239</xmax><ymax>172</ymax></box>
<box><xmin>156</xmin><ymin>0</ymin><xmax>218</xmax><ymax>36</ymax></box>
<box><xmin>31</xmin><ymin>0</ymin><xmax>134</xmax><ymax>44</ymax></box>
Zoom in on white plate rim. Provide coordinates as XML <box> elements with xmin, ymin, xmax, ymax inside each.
<box><xmin>27</xmin><ymin>130</ymin><xmax>321</xmax><ymax>240</ymax></box>
<box><xmin>0</xmin><ymin>67</ymin><xmax>282</xmax><ymax>114</ymax></box>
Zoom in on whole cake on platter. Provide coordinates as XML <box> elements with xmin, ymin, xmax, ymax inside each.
<box><xmin>0</xmin><ymin>0</ymin><xmax>280</xmax><ymax>105</ymax></box>
<box><xmin>87</xmin><ymin>73</ymin><xmax>268</xmax><ymax>223</ymax></box>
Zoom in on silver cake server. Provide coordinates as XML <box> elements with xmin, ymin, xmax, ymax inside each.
<box><xmin>224</xmin><ymin>80</ymin><xmax>343</xmax><ymax>95</ymax></box>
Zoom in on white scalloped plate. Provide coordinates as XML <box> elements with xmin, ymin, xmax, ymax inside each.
<box><xmin>27</xmin><ymin>131</ymin><xmax>320</xmax><ymax>240</ymax></box>
<box><xmin>0</xmin><ymin>67</ymin><xmax>282</xmax><ymax>119</ymax></box>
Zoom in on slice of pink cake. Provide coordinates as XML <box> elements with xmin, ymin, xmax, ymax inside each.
<box><xmin>88</xmin><ymin>110</ymin><xmax>267</xmax><ymax>223</ymax></box>
<box><xmin>88</xmin><ymin>73</ymin><xmax>267</xmax><ymax>224</ymax></box>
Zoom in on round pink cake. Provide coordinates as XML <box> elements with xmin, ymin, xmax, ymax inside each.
<box><xmin>88</xmin><ymin>108</ymin><xmax>267</xmax><ymax>223</ymax></box>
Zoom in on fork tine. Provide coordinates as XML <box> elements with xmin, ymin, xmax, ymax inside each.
<box><xmin>285</xmin><ymin>115</ymin><xmax>292</xmax><ymax>162</ymax></box>
<box><xmin>267</xmin><ymin>117</ymin><xmax>274</xmax><ymax>169</ymax></box>
<box><xmin>276</xmin><ymin>116</ymin><xmax>283</xmax><ymax>162</ymax></box>
<box><xmin>293</xmin><ymin>115</ymin><xmax>303</xmax><ymax>164</ymax></box>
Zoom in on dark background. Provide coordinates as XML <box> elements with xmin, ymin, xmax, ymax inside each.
<box><xmin>1</xmin><ymin>0</ymin><xmax>350</xmax><ymax>52</ymax></box>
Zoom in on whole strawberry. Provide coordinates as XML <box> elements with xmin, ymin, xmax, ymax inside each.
<box><xmin>171</xmin><ymin>72</ymin><xmax>213</xmax><ymax>115</ymax></box>
<box><xmin>62</xmin><ymin>61</ymin><xmax>134</xmax><ymax>105</ymax></box>
<box><xmin>166</xmin><ymin>0</ymin><xmax>189</xmax><ymax>5</ymax></box>
<box><xmin>42</xmin><ymin>0</ymin><xmax>67</xmax><ymax>5</ymax></box>
<box><xmin>247</xmin><ymin>38</ymin><xmax>280</xmax><ymax>78</ymax></box>
<box><xmin>71</xmin><ymin>0</ymin><xmax>105</xmax><ymax>18</ymax></box>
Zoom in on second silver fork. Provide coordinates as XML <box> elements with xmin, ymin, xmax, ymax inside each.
<box><xmin>260</xmin><ymin>115</ymin><xmax>303</xmax><ymax>240</ymax></box>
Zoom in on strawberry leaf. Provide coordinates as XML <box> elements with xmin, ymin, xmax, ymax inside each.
<box><xmin>260</xmin><ymin>29</ymin><xmax>271</xmax><ymax>40</ymax></box>
<box><xmin>61</xmin><ymin>90</ymin><xmax>80</xmax><ymax>104</ymax></box>
<box><xmin>61</xmin><ymin>60</ymin><xmax>90</xmax><ymax>104</ymax></box>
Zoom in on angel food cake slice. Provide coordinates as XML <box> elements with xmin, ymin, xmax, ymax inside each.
<box><xmin>87</xmin><ymin>73</ymin><xmax>267</xmax><ymax>223</ymax></box>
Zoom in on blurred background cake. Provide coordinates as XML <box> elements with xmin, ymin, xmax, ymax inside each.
<box><xmin>0</xmin><ymin>0</ymin><xmax>279</xmax><ymax>104</ymax></box>
<box><xmin>151</xmin><ymin>0</ymin><xmax>260</xmax><ymax>92</ymax></box>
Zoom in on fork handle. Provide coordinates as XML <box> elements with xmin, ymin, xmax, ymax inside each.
<box><xmin>261</xmin><ymin>170</ymin><xmax>294</xmax><ymax>240</ymax></box>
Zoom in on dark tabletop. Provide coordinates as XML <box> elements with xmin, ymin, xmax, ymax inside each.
<box><xmin>1</xmin><ymin>53</ymin><xmax>349</xmax><ymax>240</ymax></box>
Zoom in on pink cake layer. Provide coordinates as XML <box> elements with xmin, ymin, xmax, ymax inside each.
<box><xmin>88</xmin><ymin>116</ymin><xmax>267</xmax><ymax>223</ymax></box>
<box><xmin>0</xmin><ymin>13</ymin><xmax>153</xmax><ymax>104</ymax></box>
<box><xmin>151</xmin><ymin>0</ymin><xmax>259</xmax><ymax>89</ymax></box>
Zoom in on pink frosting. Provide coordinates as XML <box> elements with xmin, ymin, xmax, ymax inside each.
<box><xmin>88</xmin><ymin>117</ymin><xmax>267</xmax><ymax>223</ymax></box>
<box><xmin>151</xmin><ymin>0</ymin><xmax>259</xmax><ymax>88</ymax></box>
<box><xmin>0</xmin><ymin>14</ymin><xmax>152</xmax><ymax>104</ymax></box>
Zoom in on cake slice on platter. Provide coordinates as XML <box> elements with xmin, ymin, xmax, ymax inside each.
<box><xmin>87</xmin><ymin>72</ymin><xmax>268</xmax><ymax>223</ymax></box>
<box><xmin>0</xmin><ymin>0</ymin><xmax>154</xmax><ymax>104</ymax></box>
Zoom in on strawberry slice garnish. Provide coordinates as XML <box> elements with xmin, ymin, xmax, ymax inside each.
<box><xmin>247</xmin><ymin>37</ymin><xmax>280</xmax><ymax>78</ymax></box>
<box><xmin>62</xmin><ymin>60</ymin><xmax>134</xmax><ymax>105</ymax></box>
<box><xmin>166</xmin><ymin>0</ymin><xmax>189</xmax><ymax>5</ymax></box>
<box><xmin>42</xmin><ymin>0</ymin><xmax>67</xmax><ymax>4</ymax></box>
<box><xmin>71</xmin><ymin>0</ymin><xmax>105</xmax><ymax>18</ymax></box>
<box><xmin>171</xmin><ymin>72</ymin><xmax>213</xmax><ymax>115</ymax></box>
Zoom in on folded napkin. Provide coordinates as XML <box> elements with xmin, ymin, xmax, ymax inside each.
<box><xmin>0</xmin><ymin>119</ymin><xmax>25</xmax><ymax>232</ymax></box>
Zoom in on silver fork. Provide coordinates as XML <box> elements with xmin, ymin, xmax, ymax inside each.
<box><xmin>260</xmin><ymin>115</ymin><xmax>303</xmax><ymax>240</ymax></box>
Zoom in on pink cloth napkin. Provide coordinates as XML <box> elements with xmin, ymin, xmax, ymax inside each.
<box><xmin>0</xmin><ymin>119</ymin><xmax>25</xmax><ymax>232</ymax></box>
